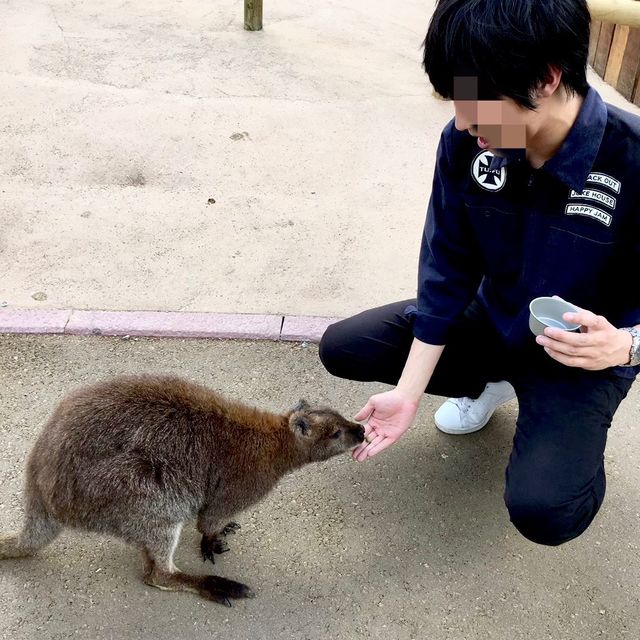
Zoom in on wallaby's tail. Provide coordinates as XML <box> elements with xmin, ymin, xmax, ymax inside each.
<box><xmin>0</xmin><ymin>516</ymin><xmax>62</xmax><ymax>560</ymax></box>
<box><xmin>0</xmin><ymin>533</ymin><xmax>33</xmax><ymax>559</ymax></box>
<box><xmin>1</xmin><ymin>482</ymin><xmax>62</xmax><ymax>560</ymax></box>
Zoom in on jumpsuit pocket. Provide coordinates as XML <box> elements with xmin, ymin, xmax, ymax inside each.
<box><xmin>527</xmin><ymin>226</ymin><xmax>616</xmax><ymax>299</ymax></box>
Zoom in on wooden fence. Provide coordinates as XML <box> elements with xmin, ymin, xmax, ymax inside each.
<box><xmin>240</xmin><ymin>0</ymin><xmax>639</xmax><ymax>98</ymax></box>
<box><xmin>590</xmin><ymin>22</ymin><xmax>640</xmax><ymax>104</ymax></box>
<box><xmin>588</xmin><ymin>0</ymin><xmax>640</xmax><ymax>104</ymax></box>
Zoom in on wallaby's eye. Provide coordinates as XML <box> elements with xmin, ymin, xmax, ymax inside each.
<box><xmin>330</xmin><ymin>430</ymin><xmax>341</xmax><ymax>439</ymax></box>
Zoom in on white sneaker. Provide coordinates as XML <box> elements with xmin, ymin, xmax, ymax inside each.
<box><xmin>434</xmin><ymin>381</ymin><xmax>516</xmax><ymax>435</ymax></box>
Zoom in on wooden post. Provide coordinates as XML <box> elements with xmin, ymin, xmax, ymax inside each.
<box><xmin>604</xmin><ymin>24</ymin><xmax>630</xmax><ymax>86</ymax></box>
<box><xmin>617</xmin><ymin>27</ymin><xmax>640</xmax><ymax>99</ymax></box>
<box><xmin>593</xmin><ymin>21</ymin><xmax>616</xmax><ymax>76</ymax></box>
<box><xmin>589</xmin><ymin>21</ymin><xmax>603</xmax><ymax>66</ymax></box>
<box><xmin>244</xmin><ymin>0</ymin><xmax>263</xmax><ymax>31</ymax></box>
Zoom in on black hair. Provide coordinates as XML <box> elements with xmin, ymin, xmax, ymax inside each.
<box><xmin>423</xmin><ymin>0</ymin><xmax>590</xmax><ymax>109</ymax></box>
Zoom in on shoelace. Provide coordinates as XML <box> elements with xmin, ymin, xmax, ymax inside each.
<box><xmin>451</xmin><ymin>396</ymin><xmax>474</xmax><ymax>415</ymax></box>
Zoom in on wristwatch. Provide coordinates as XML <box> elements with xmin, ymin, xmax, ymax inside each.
<box><xmin>620</xmin><ymin>327</ymin><xmax>640</xmax><ymax>367</ymax></box>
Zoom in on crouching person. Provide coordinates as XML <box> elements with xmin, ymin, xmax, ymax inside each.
<box><xmin>319</xmin><ymin>0</ymin><xmax>640</xmax><ymax>545</ymax></box>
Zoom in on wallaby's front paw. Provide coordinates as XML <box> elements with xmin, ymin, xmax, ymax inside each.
<box><xmin>200</xmin><ymin>534</ymin><xmax>230</xmax><ymax>564</ymax></box>
<box><xmin>221</xmin><ymin>522</ymin><xmax>241</xmax><ymax>536</ymax></box>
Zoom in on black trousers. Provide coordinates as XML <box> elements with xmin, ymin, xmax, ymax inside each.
<box><xmin>319</xmin><ymin>299</ymin><xmax>635</xmax><ymax>546</ymax></box>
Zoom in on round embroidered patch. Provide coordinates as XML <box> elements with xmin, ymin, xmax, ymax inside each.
<box><xmin>471</xmin><ymin>150</ymin><xmax>507</xmax><ymax>192</ymax></box>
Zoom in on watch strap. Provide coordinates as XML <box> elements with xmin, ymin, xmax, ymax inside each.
<box><xmin>620</xmin><ymin>327</ymin><xmax>640</xmax><ymax>367</ymax></box>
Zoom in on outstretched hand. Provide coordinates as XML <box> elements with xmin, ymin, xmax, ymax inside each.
<box><xmin>351</xmin><ymin>389</ymin><xmax>419</xmax><ymax>462</ymax></box>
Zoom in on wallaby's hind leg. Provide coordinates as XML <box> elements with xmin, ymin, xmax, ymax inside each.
<box><xmin>141</xmin><ymin>523</ymin><xmax>254</xmax><ymax>606</ymax></box>
<box><xmin>0</xmin><ymin>484</ymin><xmax>62</xmax><ymax>560</ymax></box>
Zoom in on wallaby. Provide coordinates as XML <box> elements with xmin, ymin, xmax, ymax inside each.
<box><xmin>0</xmin><ymin>374</ymin><xmax>365</xmax><ymax>605</ymax></box>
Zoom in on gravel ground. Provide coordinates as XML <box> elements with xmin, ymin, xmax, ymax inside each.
<box><xmin>1</xmin><ymin>335</ymin><xmax>639</xmax><ymax>639</ymax></box>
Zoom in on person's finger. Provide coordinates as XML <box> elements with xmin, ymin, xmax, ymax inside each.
<box><xmin>537</xmin><ymin>335</ymin><xmax>593</xmax><ymax>357</ymax></box>
<box><xmin>352</xmin><ymin>437</ymin><xmax>371</xmax><ymax>460</ymax></box>
<box><xmin>562</xmin><ymin>309</ymin><xmax>604</xmax><ymax>330</ymax></box>
<box><xmin>354</xmin><ymin>400</ymin><xmax>375</xmax><ymax>422</ymax></box>
<box><xmin>354</xmin><ymin>426</ymin><xmax>378</xmax><ymax>459</ymax></box>
<box><xmin>541</xmin><ymin>327</ymin><xmax>590</xmax><ymax>346</ymax></box>
<box><xmin>363</xmin><ymin>422</ymin><xmax>376</xmax><ymax>439</ymax></box>
<box><xmin>363</xmin><ymin>436</ymin><xmax>396</xmax><ymax>459</ymax></box>
<box><xmin>354</xmin><ymin>444</ymin><xmax>371</xmax><ymax>462</ymax></box>
<box><xmin>354</xmin><ymin>433</ymin><xmax>384</xmax><ymax>462</ymax></box>
<box><xmin>360</xmin><ymin>432</ymin><xmax>384</xmax><ymax>451</ymax></box>
<box><xmin>351</xmin><ymin>443</ymin><xmax>368</xmax><ymax>461</ymax></box>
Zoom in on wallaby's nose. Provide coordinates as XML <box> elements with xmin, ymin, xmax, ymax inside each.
<box><xmin>356</xmin><ymin>425</ymin><xmax>365</xmax><ymax>441</ymax></box>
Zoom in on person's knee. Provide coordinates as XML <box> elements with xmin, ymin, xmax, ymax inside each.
<box><xmin>505</xmin><ymin>497</ymin><xmax>568</xmax><ymax>546</ymax></box>
<box><xmin>504</xmin><ymin>484</ymin><xmax>601</xmax><ymax>547</ymax></box>
<box><xmin>318</xmin><ymin>321</ymin><xmax>346</xmax><ymax>376</ymax></box>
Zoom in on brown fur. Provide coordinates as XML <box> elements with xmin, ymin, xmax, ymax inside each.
<box><xmin>0</xmin><ymin>374</ymin><xmax>364</xmax><ymax>605</ymax></box>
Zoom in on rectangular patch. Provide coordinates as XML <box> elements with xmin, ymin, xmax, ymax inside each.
<box><xmin>565</xmin><ymin>204</ymin><xmax>612</xmax><ymax>226</ymax></box>
<box><xmin>569</xmin><ymin>188</ymin><xmax>616</xmax><ymax>209</ymax></box>
<box><xmin>585</xmin><ymin>172</ymin><xmax>621</xmax><ymax>194</ymax></box>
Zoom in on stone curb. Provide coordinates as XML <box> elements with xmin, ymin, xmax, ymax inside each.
<box><xmin>0</xmin><ymin>309</ymin><xmax>340</xmax><ymax>344</ymax></box>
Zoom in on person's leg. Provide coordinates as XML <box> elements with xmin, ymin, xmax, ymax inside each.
<box><xmin>319</xmin><ymin>299</ymin><xmax>508</xmax><ymax>399</ymax></box>
<box><xmin>504</xmin><ymin>367</ymin><xmax>634</xmax><ymax>546</ymax></box>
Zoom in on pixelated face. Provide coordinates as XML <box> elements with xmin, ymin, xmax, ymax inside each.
<box><xmin>452</xmin><ymin>76</ymin><xmax>529</xmax><ymax>151</ymax></box>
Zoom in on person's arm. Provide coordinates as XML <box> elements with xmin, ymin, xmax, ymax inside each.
<box><xmin>396</xmin><ymin>338</ymin><xmax>445</xmax><ymax>401</ymax></box>
<box><xmin>353</xmin><ymin>127</ymin><xmax>482</xmax><ymax>460</ymax></box>
<box><xmin>353</xmin><ymin>125</ymin><xmax>483</xmax><ymax>461</ymax></box>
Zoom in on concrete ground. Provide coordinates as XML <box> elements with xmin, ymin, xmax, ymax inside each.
<box><xmin>1</xmin><ymin>335</ymin><xmax>639</xmax><ymax>640</ymax></box>
<box><xmin>1</xmin><ymin>0</ymin><xmax>639</xmax><ymax>317</ymax></box>
<box><xmin>2</xmin><ymin>1</ymin><xmax>640</xmax><ymax>639</ymax></box>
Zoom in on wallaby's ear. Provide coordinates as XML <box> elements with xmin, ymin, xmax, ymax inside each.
<box><xmin>289</xmin><ymin>414</ymin><xmax>312</xmax><ymax>437</ymax></box>
<box><xmin>292</xmin><ymin>399</ymin><xmax>310</xmax><ymax>413</ymax></box>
